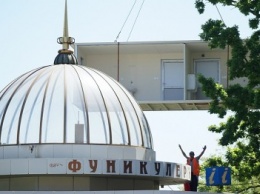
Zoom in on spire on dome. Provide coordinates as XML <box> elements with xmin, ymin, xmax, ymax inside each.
<box><xmin>54</xmin><ymin>0</ymin><xmax>78</xmax><ymax>65</ymax></box>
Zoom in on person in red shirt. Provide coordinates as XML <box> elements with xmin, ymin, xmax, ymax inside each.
<box><xmin>179</xmin><ymin>144</ymin><xmax>206</xmax><ymax>192</ymax></box>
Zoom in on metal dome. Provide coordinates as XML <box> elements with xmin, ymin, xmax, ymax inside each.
<box><xmin>54</xmin><ymin>49</ymin><xmax>78</xmax><ymax>64</ymax></box>
<box><xmin>0</xmin><ymin>64</ymin><xmax>153</xmax><ymax>148</ymax></box>
<box><xmin>0</xmin><ymin>0</ymin><xmax>153</xmax><ymax>149</ymax></box>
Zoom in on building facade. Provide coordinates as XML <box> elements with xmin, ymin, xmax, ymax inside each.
<box><xmin>75</xmin><ymin>41</ymin><xmax>244</xmax><ymax>111</ymax></box>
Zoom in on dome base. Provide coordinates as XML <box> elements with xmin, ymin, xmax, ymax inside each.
<box><xmin>0</xmin><ymin>144</ymin><xmax>191</xmax><ymax>190</ymax></box>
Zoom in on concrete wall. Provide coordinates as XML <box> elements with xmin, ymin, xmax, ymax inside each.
<box><xmin>0</xmin><ymin>145</ymin><xmax>155</xmax><ymax>161</ymax></box>
<box><xmin>81</xmin><ymin>51</ymin><xmax>183</xmax><ymax>101</ymax></box>
<box><xmin>0</xmin><ymin>176</ymin><xmax>159</xmax><ymax>191</ymax></box>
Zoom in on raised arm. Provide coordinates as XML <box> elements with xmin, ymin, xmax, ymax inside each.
<box><xmin>179</xmin><ymin>144</ymin><xmax>188</xmax><ymax>159</ymax></box>
<box><xmin>197</xmin><ymin>145</ymin><xmax>207</xmax><ymax>159</ymax></box>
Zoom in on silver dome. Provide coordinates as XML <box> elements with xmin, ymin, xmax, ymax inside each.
<box><xmin>0</xmin><ymin>64</ymin><xmax>153</xmax><ymax>148</ymax></box>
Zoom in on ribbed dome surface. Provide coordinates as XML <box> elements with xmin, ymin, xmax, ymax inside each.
<box><xmin>0</xmin><ymin>64</ymin><xmax>153</xmax><ymax>148</ymax></box>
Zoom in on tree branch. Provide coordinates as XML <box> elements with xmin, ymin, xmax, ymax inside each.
<box><xmin>237</xmin><ymin>184</ymin><xmax>260</xmax><ymax>193</ymax></box>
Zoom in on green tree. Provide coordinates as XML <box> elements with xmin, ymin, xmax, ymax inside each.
<box><xmin>194</xmin><ymin>0</ymin><xmax>260</xmax><ymax>191</ymax></box>
<box><xmin>198</xmin><ymin>154</ymin><xmax>260</xmax><ymax>193</ymax></box>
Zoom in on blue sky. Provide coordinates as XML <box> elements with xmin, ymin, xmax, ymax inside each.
<box><xmin>0</xmin><ymin>0</ymin><xmax>252</xmax><ymax>89</ymax></box>
<box><xmin>0</xmin><ymin>0</ymin><xmax>250</xmax><ymax>187</ymax></box>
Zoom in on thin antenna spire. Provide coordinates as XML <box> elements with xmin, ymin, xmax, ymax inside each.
<box><xmin>63</xmin><ymin>0</ymin><xmax>69</xmax><ymax>39</ymax></box>
<box><xmin>54</xmin><ymin>0</ymin><xmax>78</xmax><ymax>64</ymax></box>
<box><xmin>57</xmin><ymin>0</ymin><xmax>75</xmax><ymax>53</ymax></box>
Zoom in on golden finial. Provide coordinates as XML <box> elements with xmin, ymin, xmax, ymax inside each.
<box><xmin>57</xmin><ymin>0</ymin><xmax>75</xmax><ymax>54</ymax></box>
